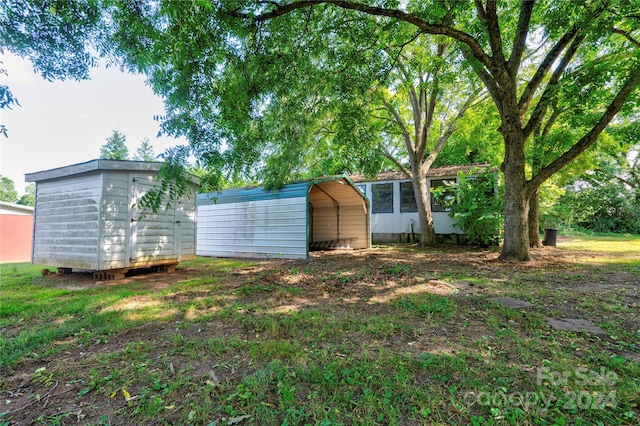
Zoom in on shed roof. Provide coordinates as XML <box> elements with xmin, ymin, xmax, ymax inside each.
<box><xmin>349</xmin><ymin>163</ymin><xmax>494</xmax><ymax>183</ymax></box>
<box><xmin>25</xmin><ymin>159</ymin><xmax>199</xmax><ymax>184</ymax></box>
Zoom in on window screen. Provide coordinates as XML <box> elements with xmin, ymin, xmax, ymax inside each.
<box><xmin>400</xmin><ymin>182</ymin><xmax>418</xmax><ymax>213</ymax></box>
<box><xmin>372</xmin><ymin>183</ymin><xmax>393</xmax><ymax>213</ymax></box>
<box><xmin>430</xmin><ymin>179</ymin><xmax>456</xmax><ymax>212</ymax></box>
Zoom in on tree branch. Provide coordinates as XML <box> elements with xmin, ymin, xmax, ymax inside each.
<box><xmin>474</xmin><ymin>0</ymin><xmax>486</xmax><ymax>21</ymax></box>
<box><xmin>517</xmin><ymin>26</ymin><xmax>580</xmax><ymax>115</ymax></box>
<box><xmin>461</xmin><ymin>47</ymin><xmax>502</xmax><ymax>115</ymax></box>
<box><xmin>518</xmin><ymin>3</ymin><xmax>606</xmax><ymax>115</ymax></box>
<box><xmin>483</xmin><ymin>0</ymin><xmax>506</xmax><ymax>66</ymax></box>
<box><xmin>381</xmin><ymin>144</ymin><xmax>412</xmax><ymax>179</ymax></box>
<box><xmin>426</xmin><ymin>87</ymin><xmax>481</xmax><ymax>168</ymax></box>
<box><xmin>380</xmin><ymin>96</ymin><xmax>415</xmax><ymax>152</ymax></box>
<box><xmin>507</xmin><ymin>0</ymin><xmax>536</xmax><ymax>78</ymax></box>
<box><xmin>541</xmin><ymin>105</ymin><xmax>565</xmax><ymax>138</ymax></box>
<box><xmin>613</xmin><ymin>174</ymin><xmax>636</xmax><ymax>188</ymax></box>
<box><xmin>418</xmin><ymin>43</ymin><xmax>445</xmax><ymax>161</ymax></box>
<box><xmin>613</xmin><ymin>27</ymin><xmax>640</xmax><ymax>48</ymax></box>
<box><xmin>230</xmin><ymin>0</ymin><xmax>496</xmax><ymax>74</ymax></box>
<box><xmin>522</xmin><ymin>32</ymin><xmax>586</xmax><ymax>140</ymax></box>
<box><xmin>393</xmin><ymin>55</ymin><xmax>422</xmax><ymax>138</ymax></box>
<box><xmin>527</xmin><ymin>63</ymin><xmax>640</xmax><ymax>194</ymax></box>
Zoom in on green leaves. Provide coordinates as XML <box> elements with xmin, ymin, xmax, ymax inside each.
<box><xmin>438</xmin><ymin>169</ymin><xmax>504</xmax><ymax>247</ymax></box>
<box><xmin>135</xmin><ymin>149</ymin><xmax>195</xmax><ymax>213</ymax></box>
<box><xmin>0</xmin><ymin>0</ymin><xmax>102</xmax><ymax>81</ymax></box>
<box><xmin>4</xmin><ymin>0</ymin><xmax>639</xmax><ymax>259</ymax></box>
<box><xmin>0</xmin><ymin>175</ymin><xmax>19</xmax><ymax>203</ymax></box>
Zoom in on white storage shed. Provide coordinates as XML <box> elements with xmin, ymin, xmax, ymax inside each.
<box><xmin>197</xmin><ymin>176</ymin><xmax>370</xmax><ymax>259</ymax></box>
<box><xmin>26</xmin><ymin>160</ymin><xmax>199</xmax><ymax>276</ymax></box>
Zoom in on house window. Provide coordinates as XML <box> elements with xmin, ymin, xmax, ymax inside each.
<box><xmin>400</xmin><ymin>182</ymin><xmax>418</xmax><ymax>213</ymax></box>
<box><xmin>430</xmin><ymin>179</ymin><xmax>456</xmax><ymax>212</ymax></box>
<box><xmin>372</xmin><ymin>183</ymin><xmax>393</xmax><ymax>213</ymax></box>
<box><xmin>355</xmin><ymin>184</ymin><xmax>366</xmax><ymax>196</ymax></box>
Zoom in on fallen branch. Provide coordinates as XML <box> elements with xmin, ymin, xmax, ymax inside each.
<box><xmin>2</xmin><ymin>380</ymin><xmax>58</xmax><ymax>415</ymax></box>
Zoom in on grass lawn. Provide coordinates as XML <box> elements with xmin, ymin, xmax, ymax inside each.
<box><xmin>559</xmin><ymin>234</ymin><xmax>640</xmax><ymax>258</ymax></box>
<box><xmin>1</xmin><ymin>235</ymin><xmax>639</xmax><ymax>425</ymax></box>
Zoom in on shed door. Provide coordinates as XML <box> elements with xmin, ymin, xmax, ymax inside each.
<box><xmin>129</xmin><ymin>175</ymin><xmax>179</xmax><ymax>265</ymax></box>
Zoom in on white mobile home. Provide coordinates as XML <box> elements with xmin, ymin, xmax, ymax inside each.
<box><xmin>26</xmin><ymin>160</ymin><xmax>198</xmax><ymax>276</ymax></box>
<box><xmin>197</xmin><ymin>176</ymin><xmax>370</xmax><ymax>259</ymax></box>
<box><xmin>350</xmin><ymin>164</ymin><xmax>492</xmax><ymax>243</ymax></box>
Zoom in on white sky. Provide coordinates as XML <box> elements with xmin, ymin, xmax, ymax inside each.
<box><xmin>1</xmin><ymin>53</ymin><xmax>184</xmax><ymax>193</ymax></box>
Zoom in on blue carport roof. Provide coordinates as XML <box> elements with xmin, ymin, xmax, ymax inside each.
<box><xmin>198</xmin><ymin>175</ymin><xmax>363</xmax><ymax>206</ymax></box>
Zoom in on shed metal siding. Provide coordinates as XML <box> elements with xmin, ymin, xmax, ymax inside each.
<box><xmin>32</xmin><ymin>172</ymin><xmax>102</xmax><ymax>269</ymax></box>
<box><xmin>128</xmin><ymin>175</ymin><xmax>178</xmax><ymax>266</ymax></box>
<box><xmin>100</xmin><ymin>171</ymin><xmax>129</xmax><ymax>270</ymax></box>
<box><xmin>308</xmin><ymin>181</ymin><xmax>369</xmax><ymax>249</ymax></box>
<box><xmin>177</xmin><ymin>191</ymin><xmax>198</xmax><ymax>260</ymax></box>
<box><xmin>198</xmin><ymin>182</ymin><xmax>308</xmax><ymax>205</ymax></box>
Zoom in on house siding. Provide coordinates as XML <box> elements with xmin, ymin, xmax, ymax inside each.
<box><xmin>351</xmin><ymin>164</ymin><xmax>496</xmax><ymax>243</ymax></box>
<box><xmin>0</xmin><ymin>214</ymin><xmax>33</xmax><ymax>263</ymax></box>
<box><xmin>359</xmin><ymin>178</ymin><xmax>461</xmax><ymax>243</ymax></box>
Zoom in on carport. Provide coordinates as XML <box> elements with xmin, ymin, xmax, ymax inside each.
<box><xmin>197</xmin><ymin>176</ymin><xmax>370</xmax><ymax>259</ymax></box>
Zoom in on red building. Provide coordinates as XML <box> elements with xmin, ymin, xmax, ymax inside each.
<box><xmin>0</xmin><ymin>201</ymin><xmax>34</xmax><ymax>263</ymax></box>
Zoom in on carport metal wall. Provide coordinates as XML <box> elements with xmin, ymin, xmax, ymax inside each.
<box><xmin>197</xmin><ymin>176</ymin><xmax>370</xmax><ymax>259</ymax></box>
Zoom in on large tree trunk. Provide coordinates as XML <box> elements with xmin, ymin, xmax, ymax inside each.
<box><xmin>528</xmin><ymin>188</ymin><xmax>542</xmax><ymax>248</ymax></box>
<box><xmin>499</xmin><ymin>123</ymin><xmax>531</xmax><ymax>261</ymax></box>
<box><xmin>413</xmin><ymin>171</ymin><xmax>437</xmax><ymax>247</ymax></box>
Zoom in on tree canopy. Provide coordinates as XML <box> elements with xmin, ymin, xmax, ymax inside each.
<box><xmin>0</xmin><ymin>175</ymin><xmax>18</xmax><ymax>203</ymax></box>
<box><xmin>2</xmin><ymin>0</ymin><xmax>639</xmax><ymax>260</ymax></box>
<box><xmin>107</xmin><ymin>0</ymin><xmax>640</xmax><ymax>259</ymax></box>
<box><xmin>0</xmin><ymin>176</ymin><xmax>33</xmax><ymax>205</ymax></box>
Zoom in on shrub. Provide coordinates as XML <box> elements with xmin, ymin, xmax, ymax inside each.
<box><xmin>434</xmin><ymin>171</ymin><xmax>503</xmax><ymax>247</ymax></box>
<box><xmin>558</xmin><ymin>181</ymin><xmax>640</xmax><ymax>234</ymax></box>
